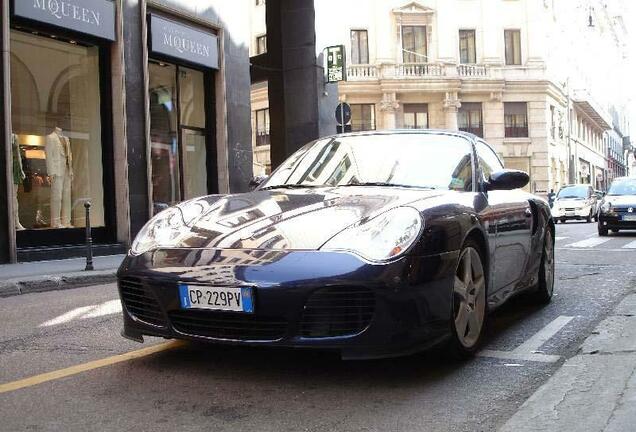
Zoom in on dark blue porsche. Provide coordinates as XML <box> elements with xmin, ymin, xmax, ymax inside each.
<box><xmin>117</xmin><ymin>130</ymin><xmax>554</xmax><ymax>359</ymax></box>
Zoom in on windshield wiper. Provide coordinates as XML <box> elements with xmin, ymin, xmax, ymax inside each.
<box><xmin>341</xmin><ymin>182</ymin><xmax>436</xmax><ymax>189</ymax></box>
<box><xmin>559</xmin><ymin>196</ymin><xmax>584</xmax><ymax>199</ymax></box>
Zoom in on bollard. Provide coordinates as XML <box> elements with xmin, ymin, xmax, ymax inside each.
<box><xmin>84</xmin><ymin>201</ymin><xmax>94</xmax><ymax>271</ymax></box>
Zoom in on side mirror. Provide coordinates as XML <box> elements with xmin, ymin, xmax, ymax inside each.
<box><xmin>486</xmin><ymin>169</ymin><xmax>529</xmax><ymax>191</ymax></box>
<box><xmin>249</xmin><ymin>175</ymin><xmax>268</xmax><ymax>190</ymax></box>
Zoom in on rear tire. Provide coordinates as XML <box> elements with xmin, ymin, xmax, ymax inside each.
<box><xmin>533</xmin><ymin>229</ymin><xmax>555</xmax><ymax>304</ymax></box>
<box><xmin>598</xmin><ymin>223</ymin><xmax>608</xmax><ymax>236</ymax></box>
<box><xmin>447</xmin><ymin>240</ymin><xmax>487</xmax><ymax>359</ymax></box>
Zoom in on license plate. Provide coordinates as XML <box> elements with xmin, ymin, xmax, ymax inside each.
<box><xmin>179</xmin><ymin>285</ymin><xmax>254</xmax><ymax>313</ymax></box>
<box><xmin>565</xmin><ymin>212</ymin><xmax>575</xmax><ymax>216</ymax></box>
<box><xmin>623</xmin><ymin>215</ymin><xmax>636</xmax><ymax>221</ymax></box>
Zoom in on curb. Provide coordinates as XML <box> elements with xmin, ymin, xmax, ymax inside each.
<box><xmin>0</xmin><ymin>270</ymin><xmax>117</xmax><ymax>297</ymax></box>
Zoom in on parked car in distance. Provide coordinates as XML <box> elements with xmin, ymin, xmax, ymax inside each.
<box><xmin>551</xmin><ymin>184</ymin><xmax>597</xmax><ymax>223</ymax></box>
<box><xmin>117</xmin><ymin>130</ymin><xmax>555</xmax><ymax>360</ymax></box>
<box><xmin>597</xmin><ymin>177</ymin><xmax>636</xmax><ymax>236</ymax></box>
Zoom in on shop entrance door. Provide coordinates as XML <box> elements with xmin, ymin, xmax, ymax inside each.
<box><xmin>149</xmin><ymin>61</ymin><xmax>212</xmax><ymax>213</ymax></box>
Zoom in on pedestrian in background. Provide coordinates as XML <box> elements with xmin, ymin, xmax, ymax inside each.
<box><xmin>547</xmin><ymin>189</ymin><xmax>556</xmax><ymax>208</ymax></box>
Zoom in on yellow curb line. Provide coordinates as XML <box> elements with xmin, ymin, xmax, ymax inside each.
<box><xmin>0</xmin><ymin>340</ymin><xmax>187</xmax><ymax>395</ymax></box>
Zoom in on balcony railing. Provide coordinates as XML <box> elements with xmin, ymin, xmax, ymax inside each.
<box><xmin>346</xmin><ymin>64</ymin><xmax>378</xmax><ymax>80</ymax></box>
<box><xmin>457</xmin><ymin>64</ymin><xmax>488</xmax><ymax>77</ymax></box>
<box><xmin>396</xmin><ymin>62</ymin><xmax>444</xmax><ymax>77</ymax></box>
<box><xmin>346</xmin><ymin>62</ymin><xmax>498</xmax><ymax>81</ymax></box>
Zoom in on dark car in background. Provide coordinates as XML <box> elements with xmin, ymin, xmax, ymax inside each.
<box><xmin>597</xmin><ymin>177</ymin><xmax>636</xmax><ymax>236</ymax></box>
<box><xmin>117</xmin><ymin>130</ymin><xmax>554</xmax><ymax>359</ymax></box>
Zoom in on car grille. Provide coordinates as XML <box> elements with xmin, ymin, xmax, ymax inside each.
<box><xmin>300</xmin><ymin>287</ymin><xmax>375</xmax><ymax>338</ymax></box>
<box><xmin>614</xmin><ymin>207</ymin><xmax>635</xmax><ymax>215</ymax></box>
<box><xmin>118</xmin><ymin>277</ymin><xmax>167</xmax><ymax>327</ymax></box>
<box><xmin>169</xmin><ymin>310</ymin><xmax>288</xmax><ymax>341</ymax></box>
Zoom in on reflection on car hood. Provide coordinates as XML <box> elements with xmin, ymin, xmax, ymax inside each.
<box><xmin>605</xmin><ymin>195</ymin><xmax>636</xmax><ymax>206</ymax></box>
<box><xmin>173</xmin><ymin>187</ymin><xmax>441</xmax><ymax>250</ymax></box>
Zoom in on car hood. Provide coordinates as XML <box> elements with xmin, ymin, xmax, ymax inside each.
<box><xmin>555</xmin><ymin>198</ymin><xmax>587</xmax><ymax>206</ymax></box>
<box><xmin>171</xmin><ymin>187</ymin><xmax>440</xmax><ymax>250</ymax></box>
<box><xmin>604</xmin><ymin>195</ymin><xmax>636</xmax><ymax>207</ymax></box>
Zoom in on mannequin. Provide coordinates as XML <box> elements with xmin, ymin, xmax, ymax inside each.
<box><xmin>46</xmin><ymin>127</ymin><xmax>73</xmax><ymax>228</ymax></box>
<box><xmin>11</xmin><ymin>133</ymin><xmax>26</xmax><ymax>230</ymax></box>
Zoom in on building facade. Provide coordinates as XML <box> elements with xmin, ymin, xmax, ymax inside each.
<box><xmin>249</xmin><ymin>0</ymin><xmax>631</xmax><ymax>194</ymax></box>
<box><xmin>1</xmin><ymin>0</ymin><xmax>253</xmax><ymax>263</ymax></box>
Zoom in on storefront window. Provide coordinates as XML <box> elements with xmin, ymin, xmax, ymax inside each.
<box><xmin>149</xmin><ymin>61</ymin><xmax>208</xmax><ymax>212</ymax></box>
<box><xmin>10</xmin><ymin>30</ymin><xmax>105</xmax><ymax>231</ymax></box>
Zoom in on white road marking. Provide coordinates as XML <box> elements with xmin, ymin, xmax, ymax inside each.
<box><xmin>40</xmin><ymin>300</ymin><xmax>122</xmax><ymax>327</ymax></box>
<box><xmin>514</xmin><ymin>316</ymin><xmax>574</xmax><ymax>353</ymax></box>
<box><xmin>622</xmin><ymin>240</ymin><xmax>636</xmax><ymax>249</ymax></box>
<box><xmin>564</xmin><ymin>237</ymin><xmax>612</xmax><ymax>248</ymax></box>
<box><xmin>82</xmin><ymin>300</ymin><xmax>122</xmax><ymax>319</ymax></box>
<box><xmin>554</xmin><ymin>236</ymin><xmax>568</xmax><ymax>241</ymax></box>
<box><xmin>479</xmin><ymin>315</ymin><xmax>574</xmax><ymax>363</ymax></box>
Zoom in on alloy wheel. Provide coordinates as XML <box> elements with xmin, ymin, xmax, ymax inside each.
<box><xmin>453</xmin><ymin>247</ymin><xmax>486</xmax><ymax>349</ymax></box>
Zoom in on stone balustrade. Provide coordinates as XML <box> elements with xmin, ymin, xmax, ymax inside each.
<box><xmin>345</xmin><ymin>62</ymin><xmax>537</xmax><ymax>81</ymax></box>
<box><xmin>346</xmin><ymin>64</ymin><xmax>378</xmax><ymax>80</ymax></box>
<box><xmin>457</xmin><ymin>64</ymin><xmax>489</xmax><ymax>77</ymax></box>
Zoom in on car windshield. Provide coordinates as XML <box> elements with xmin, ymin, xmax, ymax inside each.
<box><xmin>557</xmin><ymin>186</ymin><xmax>587</xmax><ymax>199</ymax></box>
<box><xmin>261</xmin><ymin>134</ymin><xmax>474</xmax><ymax>191</ymax></box>
<box><xmin>607</xmin><ymin>179</ymin><xmax>636</xmax><ymax>196</ymax></box>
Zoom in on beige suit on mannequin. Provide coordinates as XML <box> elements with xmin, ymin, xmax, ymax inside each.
<box><xmin>46</xmin><ymin>127</ymin><xmax>73</xmax><ymax>228</ymax></box>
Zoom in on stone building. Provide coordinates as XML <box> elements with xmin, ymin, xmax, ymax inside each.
<box><xmin>249</xmin><ymin>0</ymin><xmax>631</xmax><ymax>194</ymax></box>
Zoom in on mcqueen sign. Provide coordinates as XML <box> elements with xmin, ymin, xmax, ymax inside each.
<box><xmin>13</xmin><ymin>0</ymin><xmax>116</xmax><ymax>41</ymax></box>
<box><xmin>149</xmin><ymin>15</ymin><xmax>219</xmax><ymax>69</ymax></box>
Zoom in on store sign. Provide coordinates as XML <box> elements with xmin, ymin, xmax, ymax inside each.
<box><xmin>149</xmin><ymin>15</ymin><xmax>219</xmax><ymax>69</ymax></box>
<box><xmin>325</xmin><ymin>45</ymin><xmax>346</xmax><ymax>82</ymax></box>
<box><xmin>13</xmin><ymin>0</ymin><xmax>116</xmax><ymax>41</ymax></box>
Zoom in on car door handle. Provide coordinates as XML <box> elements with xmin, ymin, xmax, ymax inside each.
<box><xmin>525</xmin><ymin>208</ymin><xmax>532</xmax><ymax>217</ymax></box>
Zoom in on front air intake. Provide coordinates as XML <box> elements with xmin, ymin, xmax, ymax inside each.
<box><xmin>300</xmin><ymin>287</ymin><xmax>375</xmax><ymax>338</ymax></box>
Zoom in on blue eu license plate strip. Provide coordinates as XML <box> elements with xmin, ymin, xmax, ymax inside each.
<box><xmin>178</xmin><ymin>284</ymin><xmax>254</xmax><ymax>313</ymax></box>
<box><xmin>179</xmin><ymin>284</ymin><xmax>192</xmax><ymax>308</ymax></box>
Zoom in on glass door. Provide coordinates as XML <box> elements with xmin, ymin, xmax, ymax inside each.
<box><xmin>182</xmin><ymin>128</ymin><xmax>207</xmax><ymax>199</ymax></box>
<box><xmin>149</xmin><ymin>61</ymin><xmax>208</xmax><ymax>213</ymax></box>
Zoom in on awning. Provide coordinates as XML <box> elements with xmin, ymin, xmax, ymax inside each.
<box><xmin>572</xmin><ymin>90</ymin><xmax>612</xmax><ymax>130</ymax></box>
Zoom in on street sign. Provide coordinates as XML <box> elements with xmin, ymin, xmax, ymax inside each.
<box><xmin>326</xmin><ymin>45</ymin><xmax>346</xmax><ymax>83</ymax></box>
<box><xmin>335</xmin><ymin>103</ymin><xmax>351</xmax><ymax>125</ymax></box>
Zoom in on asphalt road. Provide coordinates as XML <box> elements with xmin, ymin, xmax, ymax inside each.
<box><xmin>1</xmin><ymin>221</ymin><xmax>636</xmax><ymax>432</ymax></box>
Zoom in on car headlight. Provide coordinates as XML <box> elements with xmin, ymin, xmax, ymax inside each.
<box><xmin>131</xmin><ymin>206</ymin><xmax>193</xmax><ymax>255</ymax></box>
<box><xmin>320</xmin><ymin>207</ymin><xmax>422</xmax><ymax>262</ymax></box>
<box><xmin>601</xmin><ymin>201</ymin><xmax>612</xmax><ymax>213</ymax></box>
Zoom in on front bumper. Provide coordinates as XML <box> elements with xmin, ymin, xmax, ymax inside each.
<box><xmin>552</xmin><ymin>206</ymin><xmax>591</xmax><ymax>220</ymax></box>
<box><xmin>598</xmin><ymin>212</ymin><xmax>636</xmax><ymax>230</ymax></box>
<box><xmin>117</xmin><ymin>248</ymin><xmax>459</xmax><ymax>359</ymax></box>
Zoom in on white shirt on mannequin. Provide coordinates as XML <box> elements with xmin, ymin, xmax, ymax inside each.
<box><xmin>46</xmin><ymin>127</ymin><xmax>73</xmax><ymax>228</ymax></box>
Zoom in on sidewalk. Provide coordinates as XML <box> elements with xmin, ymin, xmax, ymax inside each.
<box><xmin>499</xmin><ymin>292</ymin><xmax>636</xmax><ymax>432</ymax></box>
<box><xmin>0</xmin><ymin>254</ymin><xmax>124</xmax><ymax>297</ymax></box>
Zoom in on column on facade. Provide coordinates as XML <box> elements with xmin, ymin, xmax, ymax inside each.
<box><xmin>380</xmin><ymin>93</ymin><xmax>399</xmax><ymax>130</ymax></box>
<box><xmin>443</xmin><ymin>92</ymin><xmax>461</xmax><ymax>130</ymax></box>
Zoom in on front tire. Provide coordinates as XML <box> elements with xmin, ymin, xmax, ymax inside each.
<box><xmin>533</xmin><ymin>229</ymin><xmax>555</xmax><ymax>304</ymax></box>
<box><xmin>586</xmin><ymin>211</ymin><xmax>592</xmax><ymax>223</ymax></box>
<box><xmin>448</xmin><ymin>240</ymin><xmax>487</xmax><ymax>358</ymax></box>
<box><xmin>598</xmin><ymin>223</ymin><xmax>608</xmax><ymax>236</ymax></box>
